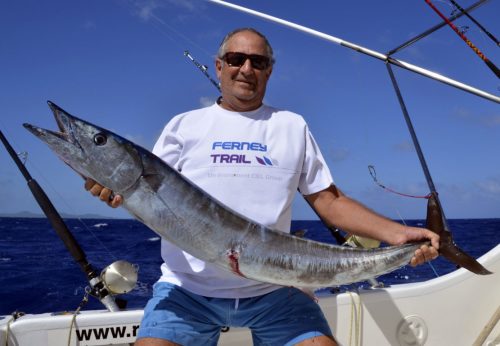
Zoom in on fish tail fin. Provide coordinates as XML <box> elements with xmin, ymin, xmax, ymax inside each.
<box><xmin>426</xmin><ymin>192</ymin><xmax>492</xmax><ymax>275</ymax></box>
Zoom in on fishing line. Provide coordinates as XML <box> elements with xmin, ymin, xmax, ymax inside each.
<box><xmin>396</xmin><ymin>211</ymin><xmax>441</xmax><ymax>278</ymax></box>
<box><xmin>0</xmin><ymin>131</ymin><xmax>119</xmax><ymax>263</ymax></box>
<box><xmin>19</xmin><ymin>158</ymin><xmax>119</xmax><ymax>262</ymax></box>
<box><xmin>424</xmin><ymin>0</ymin><xmax>500</xmax><ymax>78</ymax></box>
<box><xmin>120</xmin><ymin>0</ymin><xmax>215</xmax><ymax>62</ymax></box>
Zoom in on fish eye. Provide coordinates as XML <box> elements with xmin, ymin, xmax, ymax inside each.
<box><xmin>93</xmin><ymin>133</ymin><xmax>107</xmax><ymax>146</ymax></box>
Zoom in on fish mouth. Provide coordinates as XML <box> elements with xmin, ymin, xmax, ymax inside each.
<box><xmin>23</xmin><ymin>101</ymin><xmax>79</xmax><ymax>147</ymax></box>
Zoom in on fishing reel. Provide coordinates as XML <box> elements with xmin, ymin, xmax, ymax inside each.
<box><xmin>99</xmin><ymin>260</ymin><xmax>139</xmax><ymax>295</ymax></box>
<box><xmin>85</xmin><ymin>260</ymin><xmax>139</xmax><ymax>312</ymax></box>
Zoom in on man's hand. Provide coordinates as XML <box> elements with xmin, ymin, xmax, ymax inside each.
<box><xmin>84</xmin><ymin>177</ymin><xmax>123</xmax><ymax>208</ymax></box>
<box><xmin>306</xmin><ymin>185</ymin><xmax>440</xmax><ymax>267</ymax></box>
<box><xmin>400</xmin><ymin>227</ymin><xmax>439</xmax><ymax>267</ymax></box>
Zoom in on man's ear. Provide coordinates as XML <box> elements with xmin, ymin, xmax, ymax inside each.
<box><xmin>265</xmin><ymin>66</ymin><xmax>273</xmax><ymax>81</ymax></box>
<box><xmin>215</xmin><ymin>59</ymin><xmax>222</xmax><ymax>79</ymax></box>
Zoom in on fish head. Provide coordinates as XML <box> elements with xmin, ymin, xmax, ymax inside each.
<box><xmin>23</xmin><ymin>101</ymin><xmax>143</xmax><ymax>194</ymax></box>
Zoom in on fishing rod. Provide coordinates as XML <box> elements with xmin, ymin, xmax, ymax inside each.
<box><xmin>449</xmin><ymin>0</ymin><xmax>499</xmax><ymax>46</ymax></box>
<box><xmin>387</xmin><ymin>0</ymin><xmax>489</xmax><ymax>56</ymax></box>
<box><xmin>184</xmin><ymin>50</ymin><xmax>221</xmax><ymax>92</ymax></box>
<box><xmin>424</xmin><ymin>0</ymin><xmax>500</xmax><ymax>78</ymax></box>
<box><xmin>0</xmin><ymin>130</ymin><xmax>121</xmax><ymax>312</ymax></box>
<box><xmin>206</xmin><ymin>0</ymin><xmax>499</xmax><ymax>103</ymax></box>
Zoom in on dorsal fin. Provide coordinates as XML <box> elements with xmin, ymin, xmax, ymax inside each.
<box><xmin>426</xmin><ymin>193</ymin><xmax>492</xmax><ymax>275</ymax></box>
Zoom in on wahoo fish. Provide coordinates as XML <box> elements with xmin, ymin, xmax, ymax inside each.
<box><xmin>23</xmin><ymin>102</ymin><xmax>490</xmax><ymax>288</ymax></box>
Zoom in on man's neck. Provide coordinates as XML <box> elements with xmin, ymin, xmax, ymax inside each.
<box><xmin>218</xmin><ymin>97</ymin><xmax>262</xmax><ymax>112</ymax></box>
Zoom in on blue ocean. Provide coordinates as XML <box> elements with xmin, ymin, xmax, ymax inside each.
<box><xmin>0</xmin><ymin>217</ymin><xmax>498</xmax><ymax>315</ymax></box>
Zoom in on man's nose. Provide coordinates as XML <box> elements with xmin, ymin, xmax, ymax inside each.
<box><xmin>239</xmin><ymin>58</ymin><xmax>254</xmax><ymax>73</ymax></box>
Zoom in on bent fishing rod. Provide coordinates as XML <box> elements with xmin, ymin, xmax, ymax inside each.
<box><xmin>207</xmin><ymin>0</ymin><xmax>499</xmax><ymax>103</ymax></box>
<box><xmin>424</xmin><ymin>0</ymin><xmax>499</xmax><ymax>78</ymax></box>
<box><xmin>449</xmin><ymin>0</ymin><xmax>499</xmax><ymax>46</ymax></box>
<box><xmin>0</xmin><ymin>130</ymin><xmax>120</xmax><ymax>312</ymax></box>
<box><xmin>387</xmin><ymin>0</ymin><xmax>489</xmax><ymax>56</ymax></box>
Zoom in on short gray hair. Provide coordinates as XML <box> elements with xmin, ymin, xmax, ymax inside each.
<box><xmin>217</xmin><ymin>28</ymin><xmax>275</xmax><ymax>64</ymax></box>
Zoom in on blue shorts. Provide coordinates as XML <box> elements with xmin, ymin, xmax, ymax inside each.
<box><xmin>137</xmin><ymin>282</ymin><xmax>332</xmax><ymax>345</ymax></box>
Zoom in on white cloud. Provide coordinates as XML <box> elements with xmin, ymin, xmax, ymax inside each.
<box><xmin>393</xmin><ymin>140</ymin><xmax>415</xmax><ymax>152</ymax></box>
<box><xmin>135</xmin><ymin>0</ymin><xmax>163</xmax><ymax>22</ymax></box>
<box><xmin>452</xmin><ymin>107</ymin><xmax>500</xmax><ymax>128</ymax></box>
<box><xmin>476</xmin><ymin>176</ymin><xmax>500</xmax><ymax>196</ymax></box>
<box><xmin>131</xmin><ymin>0</ymin><xmax>199</xmax><ymax>22</ymax></box>
<box><xmin>83</xmin><ymin>20</ymin><xmax>96</xmax><ymax>30</ymax></box>
<box><xmin>329</xmin><ymin>147</ymin><xmax>350</xmax><ymax>162</ymax></box>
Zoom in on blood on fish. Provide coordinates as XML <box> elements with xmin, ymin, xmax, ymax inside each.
<box><xmin>228</xmin><ymin>249</ymin><xmax>245</xmax><ymax>277</ymax></box>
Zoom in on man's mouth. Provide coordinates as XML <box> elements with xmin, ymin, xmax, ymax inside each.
<box><xmin>234</xmin><ymin>79</ymin><xmax>255</xmax><ymax>88</ymax></box>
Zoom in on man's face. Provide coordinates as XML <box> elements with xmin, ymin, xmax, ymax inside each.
<box><xmin>216</xmin><ymin>31</ymin><xmax>273</xmax><ymax>112</ymax></box>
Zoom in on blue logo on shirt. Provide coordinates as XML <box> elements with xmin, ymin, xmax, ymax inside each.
<box><xmin>210</xmin><ymin>141</ymin><xmax>276</xmax><ymax>166</ymax></box>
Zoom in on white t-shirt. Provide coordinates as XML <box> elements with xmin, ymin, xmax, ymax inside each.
<box><xmin>152</xmin><ymin>102</ymin><xmax>333</xmax><ymax>298</ymax></box>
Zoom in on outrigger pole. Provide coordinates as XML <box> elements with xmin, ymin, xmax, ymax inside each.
<box><xmin>207</xmin><ymin>0</ymin><xmax>499</xmax><ymax>103</ymax></box>
<box><xmin>206</xmin><ymin>1</ymin><xmax>492</xmax><ymax>275</ymax></box>
<box><xmin>0</xmin><ymin>130</ymin><xmax>120</xmax><ymax>312</ymax></box>
<box><xmin>385</xmin><ymin>63</ymin><xmax>490</xmax><ymax>275</ymax></box>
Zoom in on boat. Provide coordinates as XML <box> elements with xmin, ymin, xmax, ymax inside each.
<box><xmin>1</xmin><ymin>244</ymin><xmax>498</xmax><ymax>345</ymax></box>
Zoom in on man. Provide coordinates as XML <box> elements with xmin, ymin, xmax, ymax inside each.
<box><xmin>86</xmin><ymin>28</ymin><xmax>439</xmax><ymax>346</ymax></box>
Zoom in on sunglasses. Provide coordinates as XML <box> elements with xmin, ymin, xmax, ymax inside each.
<box><xmin>222</xmin><ymin>52</ymin><xmax>272</xmax><ymax>70</ymax></box>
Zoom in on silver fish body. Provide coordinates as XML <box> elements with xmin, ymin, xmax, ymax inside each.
<box><xmin>24</xmin><ymin>102</ymin><xmax>422</xmax><ymax>288</ymax></box>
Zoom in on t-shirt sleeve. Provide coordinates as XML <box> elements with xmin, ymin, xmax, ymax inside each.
<box><xmin>152</xmin><ymin>116</ymin><xmax>185</xmax><ymax>169</ymax></box>
<box><xmin>297</xmin><ymin>126</ymin><xmax>334</xmax><ymax>195</ymax></box>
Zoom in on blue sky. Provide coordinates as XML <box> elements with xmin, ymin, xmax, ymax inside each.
<box><xmin>0</xmin><ymin>0</ymin><xmax>498</xmax><ymax>220</ymax></box>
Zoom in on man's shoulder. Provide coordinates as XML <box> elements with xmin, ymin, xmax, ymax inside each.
<box><xmin>264</xmin><ymin>105</ymin><xmax>307</xmax><ymax>126</ymax></box>
<box><xmin>167</xmin><ymin>104</ymin><xmax>216</xmax><ymax>125</ymax></box>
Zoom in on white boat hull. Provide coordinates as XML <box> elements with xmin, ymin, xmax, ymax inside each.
<box><xmin>1</xmin><ymin>245</ymin><xmax>499</xmax><ymax>346</ymax></box>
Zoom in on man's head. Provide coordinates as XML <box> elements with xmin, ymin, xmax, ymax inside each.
<box><xmin>216</xmin><ymin>28</ymin><xmax>274</xmax><ymax>112</ymax></box>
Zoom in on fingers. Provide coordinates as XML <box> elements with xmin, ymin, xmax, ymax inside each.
<box><xmin>109</xmin><ymin>195</ymin><xmax>123</xmax><ymax>208</ymax></box>
<box><xmin>423</xmin><ymin>229</ymin><xmax>440</xmax><ymax>251</ymax></box>
<box><xmin>83</xmin><ymin>177</ymin><xmax>123</xmax><ymax>208</ymax></box>
<box><xmin>410</xmin><ymin>244</ymin><xmax>439</xmax><ymax>267</ymax></box>
<box><xmin>84</xmin><ymin>177</ymin><xmax>97</xmax><ymax>191</ymax></box>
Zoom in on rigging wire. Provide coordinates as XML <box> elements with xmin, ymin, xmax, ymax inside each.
<box><xmin>424</xmin><ymin>0</ymin><xmax>500</xmax><ymax>78</ymax></box>
<box><xmin>368</xmin><ymin>165</ymin><xmax>431</xmax><ymax>199</ymax></box>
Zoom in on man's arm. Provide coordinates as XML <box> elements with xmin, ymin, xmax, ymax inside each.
<box><xmin>305</xmin><ymin>185</ymin><xmax>439</xmax><ymax>266</ymax></box>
